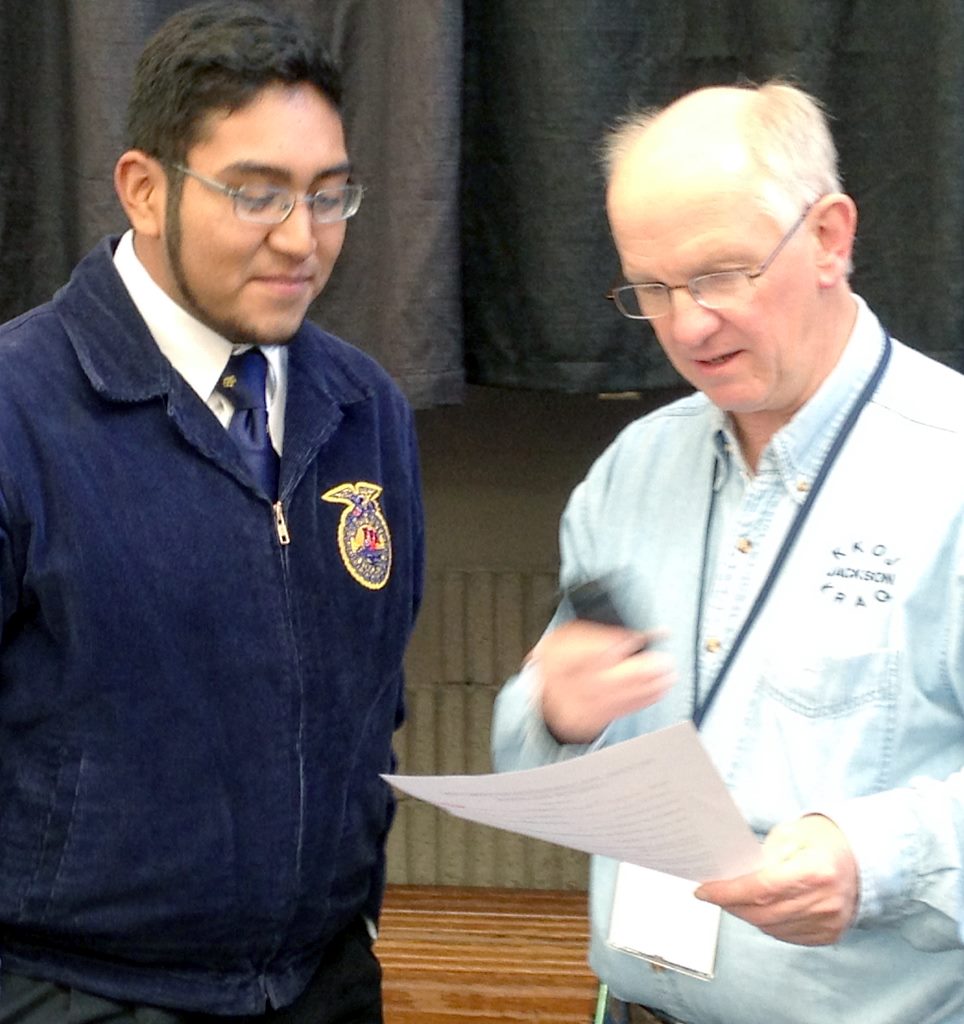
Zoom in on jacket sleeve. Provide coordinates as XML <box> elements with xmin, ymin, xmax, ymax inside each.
<box><xmin>0</xmin><ymin>469</ymin><xmax>20</xmax><ymax>638</ymax></box>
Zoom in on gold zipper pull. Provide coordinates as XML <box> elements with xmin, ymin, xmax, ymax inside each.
<box><xmin>274</xmin><ymin>501</ymin><xmax>291</xmax><ymax>546</ymax></box>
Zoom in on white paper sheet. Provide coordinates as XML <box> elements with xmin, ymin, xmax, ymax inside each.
<box><xmin>384</xmin><ymin>721</ymin><xmax>762</xmax><ymax>881</ymax></box>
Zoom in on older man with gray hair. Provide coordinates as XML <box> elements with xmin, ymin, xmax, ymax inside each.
<box><xmin>493</xmin><ymin>81</ymin><xmax>964</xmax><ymax>1023</ymax></box>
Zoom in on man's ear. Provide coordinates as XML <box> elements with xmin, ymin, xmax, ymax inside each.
<box><xmin>114</xmin><ymin>150</ymin><xmax>167</xmax><ymax>238</ymax></box>
<box><xmin>811</xmin><ymin>193</ymin><xmax>857</xmax><ymax>287</ymax></box>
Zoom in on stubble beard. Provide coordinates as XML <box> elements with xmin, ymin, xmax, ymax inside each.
<box><xmin>165</xmin><ymin>187</ymin><xmax>304</xmax><ymax>348</ymax></box>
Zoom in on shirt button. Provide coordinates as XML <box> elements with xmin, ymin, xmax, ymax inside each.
<box><xmin>796</xmin><ymin>479</ymin><xmax>811</xmax><ymax>493</ymax></box>
<box><xmin>736</xmin><ymin>537</ymin><xmax>752</xmax><ymax>553</ymax></box>
<box><xmin>705</xmin><ymin>637</ymin><xmax>721</xmax><ymax>653</ymax></box>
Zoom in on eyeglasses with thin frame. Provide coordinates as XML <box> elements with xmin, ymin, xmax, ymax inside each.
<box><xmin>606</xmin><ymin>203</ymin><xmax>815</xmax><ymax>321</ymax></box>
<box><xmin>169</xmin><ymin>163</ymin><xmax>364</xmax><ymax>225</ymax></box>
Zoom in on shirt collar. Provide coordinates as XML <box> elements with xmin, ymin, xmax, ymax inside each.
<box><xmin>712</xmin><ymin>295</ymin><xmax>887</xmax><ymax>501</ymax></box>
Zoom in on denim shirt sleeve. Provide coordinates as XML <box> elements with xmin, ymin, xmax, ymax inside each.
<box><xmin>816</xmin><ymin>528</ymin><xmax>964</xmax><ymax>951</ymax></box>
<box><xmin>826</xmin><ymin>783</ymin><xmax>964</xmax><ymax>949</ymax></box>
<box><xmin>491</xmin><ymin>597</ymin><xmax>601</xmax><ymax>771</ymax></box>
<box><xmin>491</xmin><ymin>660</ymin><xmax>567</xmax><ymax>770</ymax></box>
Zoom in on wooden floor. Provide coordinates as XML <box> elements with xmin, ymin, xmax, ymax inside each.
<box><xmin>377</xmin><ymin>885</ymin><xmax>599</xmax><ymax>1023</ymax></box>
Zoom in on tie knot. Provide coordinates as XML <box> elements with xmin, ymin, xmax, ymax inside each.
<box><xmin>218</xmin><ymin>349</ymin><xmax>268</xmax><ymax>412</ymax></box>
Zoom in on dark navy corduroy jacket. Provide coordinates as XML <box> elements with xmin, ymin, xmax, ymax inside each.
<box><xmin>0</xmin><ymin>238</ymin><xmax>424</xmax><ymax>1014</ymax></box>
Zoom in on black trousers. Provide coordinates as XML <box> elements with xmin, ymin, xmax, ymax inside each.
<box><xmin>0</xmin><ymin>921</ymin><xmax>382</xmax><ymax>1024</ymax></box>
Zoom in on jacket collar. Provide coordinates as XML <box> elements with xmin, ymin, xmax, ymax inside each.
<box><xmin>54</xmin><ymin>236</ymin><xmax>372</xmax><ymax>413</ymax></box>
<box><xmin>53</xmin><ymin>236</ymin><xmax>375</xmax><ymax>500</ymax></box>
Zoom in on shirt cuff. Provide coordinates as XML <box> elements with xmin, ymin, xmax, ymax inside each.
<box><xmin>817</xmin><ymin>789</ymin><xmax>919</xmax><ymax>925</ymax></box>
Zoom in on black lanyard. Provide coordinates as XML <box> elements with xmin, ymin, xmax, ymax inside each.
<box><xmin>692</xmin><ymin>328</ymin><xmax>892</xmax><ymax>729</ymax></box>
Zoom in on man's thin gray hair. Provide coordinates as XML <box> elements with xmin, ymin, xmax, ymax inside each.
<box><xmin>602</xmin><ymin>80</ymin><xmax>843</xmax><ymax>229</ymax></box>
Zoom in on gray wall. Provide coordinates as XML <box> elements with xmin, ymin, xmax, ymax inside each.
<box><xmin>387</xmin><ymin>386</ymin><xmax>683</xmax><ymax>889</ymax></box>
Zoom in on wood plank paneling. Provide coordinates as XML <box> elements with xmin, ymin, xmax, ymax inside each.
<box><xmin>391</xmin><ymin>569</ymin><xmax>588</xmax><ymax>890</ymax></box>
<box><xmin>378</xmin><ymin>886</ymin><xmax>598</xmax><ymax>1024</ymax></box>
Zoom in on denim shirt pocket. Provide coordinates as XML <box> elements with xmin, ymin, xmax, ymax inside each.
<box><xmin>731</xmin><ymin>647</ymin><xmax>900</xmax><ymax>829</ymax></box>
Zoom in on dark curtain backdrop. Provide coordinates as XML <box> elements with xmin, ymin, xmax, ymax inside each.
<box><xmin>2</xmin><ymin>2</ymin><xmax>963</xmax><ymax>406</ymax></box>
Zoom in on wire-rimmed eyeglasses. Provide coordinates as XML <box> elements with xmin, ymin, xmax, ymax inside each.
<box><xmin>606</xmin><ymin>203</ymin><xmax>815</xmax><ymax>320</ymax></box>
<box><xmin>169</xmin><ymin>163</ymin><xmax>364</xmax><ymax>225</ymax></box>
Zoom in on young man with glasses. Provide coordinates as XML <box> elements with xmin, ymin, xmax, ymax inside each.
<box><xmin>0</xmin><ymin>3</ymin><xmax>422</xmax><ymax>1021</ymax></box>
<box><xmin>494</xmin><ymin>81</ymin><xmax>964</xmax><ymax>1023</ymax></box>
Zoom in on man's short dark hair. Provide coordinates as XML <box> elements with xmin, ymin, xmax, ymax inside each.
<box><xmin>126</xmin><ymin>1</ymin><xmax>343</xmax><ymax>165</ymax></box>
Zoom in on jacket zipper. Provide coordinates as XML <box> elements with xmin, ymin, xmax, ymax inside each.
<box><xmin>269</xmin><ymin>496</ymin><xmax>305</xmax><ymax>959</ymax></box>
<box><xmin>273</xmin><ymin>501</ymin><xmax>290</xmax><ymax>546</ymax></box>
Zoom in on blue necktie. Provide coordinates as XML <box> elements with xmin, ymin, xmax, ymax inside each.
<box><xmin>217</xmin><ymin>349</ymin><xmax>279</xmax><ymax>498</ymax></box>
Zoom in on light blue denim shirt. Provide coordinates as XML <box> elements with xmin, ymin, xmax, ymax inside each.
<box><xmin>492</xmin><ymin>296</ymin><xmax>964</xmax><ymax>1023</ymax></box>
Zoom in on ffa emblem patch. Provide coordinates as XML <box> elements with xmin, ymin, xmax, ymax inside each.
<box><xmin>322</xmin><ymin>481</ymin><xmax>392</xmax><ymax>590</ymax></box>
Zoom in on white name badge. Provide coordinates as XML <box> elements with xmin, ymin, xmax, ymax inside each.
<box><xmin>608</xmin><ymin>862</ymin><xmax>721</xmax><ymax>980</ymax></box>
